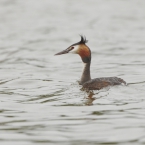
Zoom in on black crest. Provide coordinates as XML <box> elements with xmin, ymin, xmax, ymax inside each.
<box><xmin>71</xmin><ymin>35</ymin><xmax>88</xmax><ymax>46</ymax></box>
<box><xmin>79</xmin><ymin>35</ymin><xmax>88</xmax><ymax>44</ymax></box>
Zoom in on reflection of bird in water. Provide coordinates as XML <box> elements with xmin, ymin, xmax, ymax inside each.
<box><xmin>55</xmin><ymin>35</ymin><xmax>126</xmax><ymax>90</ymax></box>
<box><xmin>83</xmin><ymin>87</ymin><xmax>110</xmax><ymax>105</ymax></box>
<box><xmin>84</xmin><ymin>92</ymin><xmax>96</xmax><ymax>106</ymax></box>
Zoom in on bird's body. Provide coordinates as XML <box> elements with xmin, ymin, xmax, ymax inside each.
<box><xmin>55</xmin><ymin>36</ymin><xmax>126</xmax><ymax>90</ymax></box>
<box><xmin>82</xmin><ymin>77</ymin><xmax>126</xmax><ymax>90</ymax></box>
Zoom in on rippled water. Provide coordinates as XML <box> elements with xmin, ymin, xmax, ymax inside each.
<box><xmin>0</xmin><ymin>0</ymin><xmax>145</xmax><ymax>144</ymax></box>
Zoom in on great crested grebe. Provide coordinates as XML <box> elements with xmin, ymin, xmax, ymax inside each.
<box><xmin>55</xmin><ymin>36</ymin><xmax>126</xmax><ymax>90</ymax></box>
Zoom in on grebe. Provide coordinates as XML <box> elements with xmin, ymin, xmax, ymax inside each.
<box><xmin>55</xmin><ymin>36</ymin><xmax>126</xmax><ymax>90</ymax></box>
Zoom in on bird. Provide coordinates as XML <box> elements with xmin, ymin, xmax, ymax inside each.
<box><xmin>55</xmin><ymin>35</ymin><xmax>126</xmax><ymax>90</ymax></box>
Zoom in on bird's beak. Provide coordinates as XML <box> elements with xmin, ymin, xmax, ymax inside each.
<box><xmin>54</xmin><ymin>49</ymin><xmax>69</xmax><ymax>55</ymax></box>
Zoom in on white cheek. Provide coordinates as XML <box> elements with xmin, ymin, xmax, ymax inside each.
<box><xmin>70</xmin><ymin>51</ymin><xmax>77</xmax><ymax>54</ymax></box>
<box><xmin>70</xmin><ymin>45</ymin><xmax>79</xmax><ymax>54</ymax></box>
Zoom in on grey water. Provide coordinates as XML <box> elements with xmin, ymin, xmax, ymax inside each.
<box><xmin>0</xmin><ymin>0</ymin><xmax>145</xmax><ymax>144</ymax></box>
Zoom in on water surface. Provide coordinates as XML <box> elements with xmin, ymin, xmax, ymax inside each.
<box><xmin>0</xmin><ymin>0</ymin><xmax>145</xmax><ymax>144</ymax></box>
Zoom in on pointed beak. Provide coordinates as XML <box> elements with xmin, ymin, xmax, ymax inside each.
<box><xmin>54</xmin><ymin>49</ymin><xmax>69</xmax><ymax>55</ymax></box>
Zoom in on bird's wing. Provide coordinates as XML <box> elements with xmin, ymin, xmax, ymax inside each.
<box><xmin>82</xmin><ymin>77</ymin><xmax>126</xmax><ymax>90</ymax></box>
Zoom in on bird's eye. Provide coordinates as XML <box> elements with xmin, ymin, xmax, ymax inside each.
<box><xmin>68</xmin><ymin>47</ymin><xmax>74</xmax><ymax>51</ymax></box>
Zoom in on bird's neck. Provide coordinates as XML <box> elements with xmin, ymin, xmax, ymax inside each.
<box><xmin>80</xmin><ymin>61</ymin><xmax>91</xmax><ymax>85</ymax></box>
<box><xmin>78</xmin><ymin>45</ymin><xmax>91</xmax><ymax>85</ymax></box>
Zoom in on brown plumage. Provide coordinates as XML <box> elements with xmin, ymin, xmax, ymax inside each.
<box><xmin>83</xmin><ymin>77</ymin><xmax>126</xmax><ymax>90</ymax></box>
<box><xmin>55</xmin><ymin>35</ymin><xmax>127</xmax><ymax>90</ymax></box>
<box><xmin>77</xmin><ymin>44</ymin><xmax>90</xmax><ymax>58</ymax></box>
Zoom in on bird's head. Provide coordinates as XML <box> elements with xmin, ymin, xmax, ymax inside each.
<box><xmin>55</xmin><ymin>35</ymin><xmax>91</xmax><ymax>63</ymax></box>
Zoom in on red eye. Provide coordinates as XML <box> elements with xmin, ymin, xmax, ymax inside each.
<box><xmin>68</xmin><ymin>47</ymin><xmax>74</xmax><ymax>51</ymax></box>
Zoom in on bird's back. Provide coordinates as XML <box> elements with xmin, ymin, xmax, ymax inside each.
<box><xmin>82</xmin><ymin>77</ymin><xmax>126</xmax><ymax>90</ymax></box>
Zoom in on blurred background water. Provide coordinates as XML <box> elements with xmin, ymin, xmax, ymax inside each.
<box><xmin>0</xmin><ymin>0</ymin><xmax>145</xmax><ymax>144</ymax></box>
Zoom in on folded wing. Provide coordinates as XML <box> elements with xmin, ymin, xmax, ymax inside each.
<box><xmin>83</xmin><ymin>77</ymin><xmax>126</xmax><ymax>90</ymax></box>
